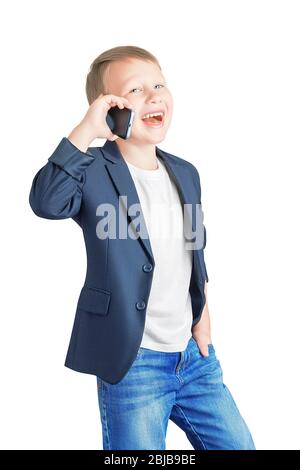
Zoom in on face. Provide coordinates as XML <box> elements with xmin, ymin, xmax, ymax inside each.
<box><xmin>103</xmin><ymin>58</ymin><xmax>173</xmax><ymax>145</ymax></box>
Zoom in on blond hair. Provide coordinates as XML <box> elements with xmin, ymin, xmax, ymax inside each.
<box><xmin>85</xmin><ymin>45</ymin><xmax>161</xmax><ymax>105</ymax></box>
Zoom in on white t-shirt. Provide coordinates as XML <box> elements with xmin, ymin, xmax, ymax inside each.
<box><xmin>125</xmin><ymin>155</ymin><xmax>193</xmax><ymax>352</ymax></box>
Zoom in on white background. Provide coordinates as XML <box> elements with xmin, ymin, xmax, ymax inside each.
<box><xmin>0</xmin><ymin>0</ymin><xmax>299</xmax><ymax>450</ymax></box>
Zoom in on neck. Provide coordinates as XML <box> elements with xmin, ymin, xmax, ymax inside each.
<box><xmin>115</xmin><ymin>139</ymin><xmax>158</xmax><ymax>170</ymax></box>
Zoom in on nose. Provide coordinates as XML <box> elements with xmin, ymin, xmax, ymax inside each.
<box><xmin>146</xmin><ymin>91</ymin><xmax>162</xmax><ymax>104</ymax></box>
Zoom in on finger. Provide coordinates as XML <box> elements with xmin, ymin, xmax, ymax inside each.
<box><xmin>107</xmin><ymin>95</ymin><xmax>133</xmax><ymax>109</ymax></box>
<box><xmin>199</xmin><ymin>342</ymin><xmax>209</xmax><ymax>357</ymax></box>
<box><xmin>124</xmin><ymin>100</ymin><xmax>133</xmax><ymax>108</ymax></box>
<box><xmin>117</xmin><ymin>99</ymin><xmax>132</xmax><ymax>109</ymax></box>
<box><xmin>111</xmin><ymin>97</ymin><xmax>125</xmax><ymax>109</ymax></box>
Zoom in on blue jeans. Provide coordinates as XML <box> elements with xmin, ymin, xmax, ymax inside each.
<box><xmin>96</xmin><ymin>336</ymin><xmax>256</xmax><ymax>450</ymax></box>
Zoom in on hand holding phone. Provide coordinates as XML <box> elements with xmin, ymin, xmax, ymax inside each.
<box><xmin>78</xmin><ymin>94</ymin><xmax>134</xmax><ymax>142</ymax></box>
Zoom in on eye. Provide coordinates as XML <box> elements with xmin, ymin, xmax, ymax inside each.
<box><xmin>129</xmin><ymin>84</ymin><xmax>165</xmax><ymax>93</ymax></box>
<box><xmin>130</xmin><ymin>87</ymin><xmax>142</xmax><ymax>93</ymax></box>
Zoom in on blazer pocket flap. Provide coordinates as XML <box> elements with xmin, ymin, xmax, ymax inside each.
<box><xmin>77</xmin><ymin>286</ymin><xmax>111</xmax><ymax>315</ymax></box>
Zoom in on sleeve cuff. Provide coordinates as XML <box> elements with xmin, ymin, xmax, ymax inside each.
<box><xmin>48</xmin><ymin>137</ymin><xmax>95</xmax><ymax>181</ymax></box>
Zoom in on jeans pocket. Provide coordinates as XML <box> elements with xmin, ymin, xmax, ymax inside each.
<box><xmin>191</xmin><ymin>337</ymin><xmax>215</xmax><ymax>354</ymax></box>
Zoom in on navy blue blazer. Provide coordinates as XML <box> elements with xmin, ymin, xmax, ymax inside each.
<box><xmin>29</xmin><ymin>137</ymin><xmax>209</xmax><ymax>384</ymax></box>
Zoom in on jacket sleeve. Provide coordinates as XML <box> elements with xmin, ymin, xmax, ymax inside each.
<box><xmin>193</xmin><ymin>165</ymin><xmax>209</xmax><ymax>283</ymax></box>
<box><xmin>198</xmin><ymin>233</ymin><xmax>209</xmax><ymax>282</ymax></box>
<box><xmin>29</xmin><ymin>137</ymin><xmax>95</xmax><ymax>220</ymax></box>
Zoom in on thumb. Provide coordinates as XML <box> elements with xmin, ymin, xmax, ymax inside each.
<box><xmin>198</xmin><ymin>341</ymin><xmax>209</xmax><ymax>357</ymax></box>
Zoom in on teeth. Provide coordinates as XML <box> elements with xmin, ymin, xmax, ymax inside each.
<box><xmin>142</xmin><ymin>112</ymin><xmax>164</xmax><ymax>120</ymax></box>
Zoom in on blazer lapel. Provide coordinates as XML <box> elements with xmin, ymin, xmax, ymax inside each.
<box><xmin>98</xmin><ymin>139</ymin><xmax>197</xmax><ymax>264</ymax></box>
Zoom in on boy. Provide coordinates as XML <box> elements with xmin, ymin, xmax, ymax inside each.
<box><xmin>29</xmin><ymin>45</ymin><xmax>255</xmax><ymax>450</ymax></box>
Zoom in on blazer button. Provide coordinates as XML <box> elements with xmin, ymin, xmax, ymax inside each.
<box><xmin>142</xmin><ymin>263</ymin><xmax>153</xmax><ymax>272</ymax></box>
<box><xmin>136</xmin><ymin>301</ymin><xmax>146</xmax><ymax>310</ymax></box>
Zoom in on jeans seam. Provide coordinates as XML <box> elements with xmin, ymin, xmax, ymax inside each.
<box><xmin>101</xmin><ymin>382</ymin><xmax>111</xmax><ymax>450</ymax></box>
<box><xmin>173</xmin><ymin>404</ymin><xmax>207</xmax><ymax>450</ymax></box>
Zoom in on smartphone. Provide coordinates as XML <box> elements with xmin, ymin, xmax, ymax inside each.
<box><xmin>106</xmin><ymin>106</ymin><xmax>135</xmax><ymax>140</ymax></box>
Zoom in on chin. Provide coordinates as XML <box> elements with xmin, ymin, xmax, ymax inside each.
<box><xmin>152</xmin><ymin>135</ymin><xmax>167</xmax><ymax>144</ymax></box>
<box><xmin>135</xmin><ymin>136</ymin><xmax>166</xmax><ymax>146</ymax></box>
<box><xmin>132</xmin><ymin>129</ymin><xmax>169</xmax><ymax>145</ymax></box>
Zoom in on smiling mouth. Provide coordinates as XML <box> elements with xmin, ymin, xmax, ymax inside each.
<box><xmin>141</xmin><ymin>114</ymin><xmax>165</xmax><ymax>127</ymax></box>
